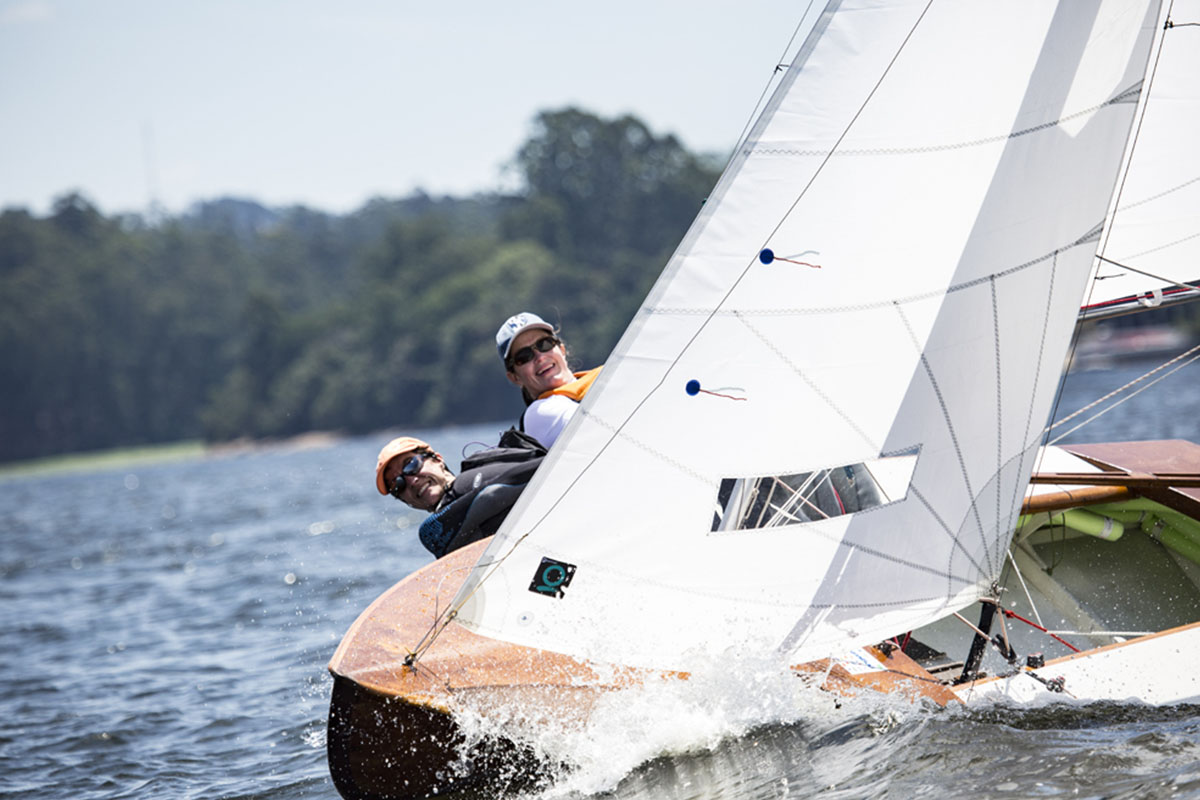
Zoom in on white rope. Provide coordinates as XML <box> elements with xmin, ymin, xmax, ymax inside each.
<box><xmin>1005</xmin><ymin>548</ymin><xmax>1045</xmax><ymax>629</ymax></box>
<box><xmin>1047</xmin><ymin>629</ymin><xmax>1153</xmax><ymax>638</ymax></box>
<box><xmin>1047</xmin><ymin>344</ymin><xmax>1200</xmax><ymax>445</ymax></box>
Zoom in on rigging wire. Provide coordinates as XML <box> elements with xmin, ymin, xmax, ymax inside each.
<box><xmin>1094</xmin><ymin>255</ymin><xmax>1200</xmax><ymax>297</ymax></box>
<box><xmin>1004</xmin><ymin>546</ymin><xmax>1045</xmax><ymax>628</ymax></box>
<box><xmin>725</xmin><ymin>0</ymin><xmax>822</xmax><ymax>161</ymax></box>
<box><xmin>1046</xmin><ymin>338</ymin><xmax>1200</xmax><ymax>433</ymax></box>
<box><xmin>401</xmin><ymin>564</ymin><xmax>475</xmax><ymax>671</ymax></box>
<box><xmin>1046</xmin><ymin>344</ymin><xmax>1200</xmax><ymax>445</ymax></box>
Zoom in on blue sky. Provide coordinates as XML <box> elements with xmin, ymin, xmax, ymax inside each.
<box><xmin>0</xmin><ymin>0</ymin><xmax>810</xmax><ymax>217</ymax></box>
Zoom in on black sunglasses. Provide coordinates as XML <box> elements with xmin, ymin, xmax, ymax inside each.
<box><xmin>508</xmin><ymin>335</ymin><xmax>561</xmax><ymax>368</ymax></box>
<box><xmin>388</xmin><ymin>453</ymin><xmax>427</xmax><ymax>499</ymax></box>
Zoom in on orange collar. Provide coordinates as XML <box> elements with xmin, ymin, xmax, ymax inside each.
<box><xmin>536</xmin><ymin>366</ymin><xmax>602</xmax><ymax>402</ymax></box>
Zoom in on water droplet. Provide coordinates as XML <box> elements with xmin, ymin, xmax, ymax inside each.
<box><xmin>308</xmin><ymin>520</ymin><xmax>334</xmax><ymax>536</ymax></box>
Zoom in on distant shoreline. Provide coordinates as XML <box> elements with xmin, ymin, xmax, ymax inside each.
<box><xmin>0</xmin><ymin>440</ymin><xmax>208</xmax><ymax>480</ymax></box>
<box><xmin>0</xmin><ymin>431</ymin><xmax>347</xmax><ymax>480</ymax></box>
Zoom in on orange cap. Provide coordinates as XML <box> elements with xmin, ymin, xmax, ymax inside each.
<box><xmin>375</xmin><ymin>436</ymin><xmax>434</xmax><ymax>494</ymax></box>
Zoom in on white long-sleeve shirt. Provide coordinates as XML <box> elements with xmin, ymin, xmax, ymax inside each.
<box><xmin>521</xmin><ymin>394</ymin><xmax>579</xmax><ymax>449</ymax></box>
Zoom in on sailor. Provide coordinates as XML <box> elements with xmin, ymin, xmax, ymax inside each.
<box><xmin>375</xmin><ymin>432</ymin><xmax>545</xmax><ymax>558</ymax></box>
<box><xmin>495</xmin><ymin>312</ymin><xmax>601</xmax><ymax>449</ymax></box>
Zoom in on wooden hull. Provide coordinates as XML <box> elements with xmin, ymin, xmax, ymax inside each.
<box><xmin>326</xmin><ymin>539</ymin><xmax>621</xmax><ymax>799</ymax></box>
<box><xmin>325</xmin><ymin>539</ymin><xmax>955</xmax><ymax>799</ymax></box>
<box><xmin>327</xmin><ymin>440</ymin><xmax>1200</xmax><ymax>799</ymax></box>
<box><xmin>327</xmin><ymin>674</ymin><xmax>468</xmax><ymax>800</ymax></box>
<box><xmin>326</xmin><ymin>672</ymin><xmax>558</xmax><ymax>800</ymax></box>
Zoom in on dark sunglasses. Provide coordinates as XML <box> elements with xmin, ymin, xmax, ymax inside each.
<box><xmin>388</xmin><ymin>453</ymin><xmax>426</xmax><ymax>499</ymax></box>
<box><xmin>508</xmin><ymin>336</ymin><xmax>561</xmax><ymax>368</ymax></box>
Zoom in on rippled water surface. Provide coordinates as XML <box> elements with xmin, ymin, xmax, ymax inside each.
<box><xmin>2</xmin><ymin>359</ymin><xmax>1199</xmax><ymax>799</ymax></box>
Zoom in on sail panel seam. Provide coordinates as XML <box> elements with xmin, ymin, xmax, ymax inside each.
<box><xmin>736</xmin><ymin>311</ymin><xmax>881</xmax><ymax>454</ymax></box>
<box><xmin>1115</xmin><ymin>229</ymin><xmax>1200</xmax><ymax>262</ymax></box>
<box><xmin>742</xmin><ymin>82</ymin><xmax>1142</xmax><ymax>159</ymax></box>
<box><xmin>906</xmin><ymin>477</ymin><xmax>988</xmax><ymax>579</ymax></box>
<box><xmin>894</xmin><ymin>301</ymin><xmax>994</xmax><ymax>577</ymax></box>
<box><xmin>1011</xmin><ymin>251</ymin><xmax>1058</xmax><ymax>571</ymax></box>
<box><xmin>577</xmin><ymin>407</ymin><xmax>712</xmax><ymax>487</ymax></box>
<box><xmin>646</xmin><ymin>227</ymin><xmax>1099</xmax><ymax>319</ymax></box>
<box><xmin>1116</xmin><ymin>174</ymin><xmax>1200</xmax><ymax>213</ymax></box>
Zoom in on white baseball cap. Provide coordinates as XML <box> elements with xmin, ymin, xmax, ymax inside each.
<box><xmin>495</xmin><ymin>312</ymin><xmax>554</xmax><ymax>362</ymax></box>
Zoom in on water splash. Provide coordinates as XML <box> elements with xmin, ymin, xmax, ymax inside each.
<box><xmin>449</xmin><ymin>647</ymin><xmax>937</xmax><ymax>797</ymax></box>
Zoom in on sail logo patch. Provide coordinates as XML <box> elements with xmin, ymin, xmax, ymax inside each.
<box><xmin>529</xmin><ymin>557</ymin><xmax>576</xmax><ymax>598</ymax></box>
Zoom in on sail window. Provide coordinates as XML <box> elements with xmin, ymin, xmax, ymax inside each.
<box><xmin>710</xmin><ymin>452</ymin><xmax>917</xmax><ymax>532</ymax></box>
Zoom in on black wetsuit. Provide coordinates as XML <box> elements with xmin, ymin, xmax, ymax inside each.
<box><xmin>417</xmin><ymin>430</ymin><xmax>546</xmax><ymax>558</ymax></box>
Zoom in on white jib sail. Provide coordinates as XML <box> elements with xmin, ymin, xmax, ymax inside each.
<box><xmin>448</xmin><ymin>0</ymin><xmax>1166</xmax><ymax>672</ymax></box>
<box><xmin>1084</xmin><ymin>0</ymin><xmax>1200</xmax><ymax>315</ymax></box>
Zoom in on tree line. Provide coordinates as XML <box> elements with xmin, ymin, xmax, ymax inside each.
<box><xmin>0</xmin><ymin>108</ymin><xmax>723</xmax><ymax>462</ymax></box>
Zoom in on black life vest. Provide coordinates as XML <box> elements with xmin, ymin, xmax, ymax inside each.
<box><xmin>417</xmin><ymin>428</ymin><xmax>546</xmax><ymax>558</ymax></box>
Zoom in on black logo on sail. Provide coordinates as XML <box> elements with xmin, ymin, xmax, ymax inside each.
<box><xmin>529</xmin><ymin>557</ymin><xmax>576</xmax><ymax>598</ymax></box>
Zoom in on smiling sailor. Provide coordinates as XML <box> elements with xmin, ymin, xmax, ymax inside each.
<box><xmin>375</xmin><ymin>431</ymin><xmax>545</xmax><ymax>558</ymax></box>
<box><xmin>496</xmin><ymin>312</ymin><xmax>602</xmax><ymax>449</ymax></box>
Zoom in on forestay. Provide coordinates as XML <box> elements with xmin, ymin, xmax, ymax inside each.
<box><xmin>1082</xmin><ymin>0</ymin><xmax>1200</xmax><ymax>319</ymax></box>
<box><xmin>446</xmin><ymin>0</ymin><xmax>1166</xmax><ymax>672</ymax></box>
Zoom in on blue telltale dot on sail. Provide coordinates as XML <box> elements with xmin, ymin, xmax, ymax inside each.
<box><xmin>759</xmin><ymin>248</ymin><xmax>775</xmax><ymax>264</ymax></box>
<box><xmin>686</xmin><ymin>379</ymin><xmax>701</xmax><ymax>396</ymax></box>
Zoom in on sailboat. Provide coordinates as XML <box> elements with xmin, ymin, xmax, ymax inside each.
<box><xmin>327</xmin><ymin>1</ymin><xmax>1200</xmax><ymax>797</ymax></box>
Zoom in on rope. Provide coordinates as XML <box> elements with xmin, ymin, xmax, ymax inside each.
<box><xmin>1047</xmin><ymin>629</ymin><xmax>1153</xmax><ymax>637</ymax></box>
<box><xmin>1092</xmin><ymin>255</ymin><xmax>1200</xmax><ymax>297</ymax></box>
<box><xmin>726</xmin><ymin>0</ymin><xmax>822</xmax><ymax>161</ymax></box>
<box><xmin>1001</xmin><ymin>608</ymin><xmax>1081</xmax><ymax>653</ymax></box>
<box><xmin>1005</xmin><ymin>546</ymin><xmax>1046</xmax><ymax>629</ymax></box>
<box><xmin>402</xmin><ymin>564</ymin><xmax>473</xmax><ymax>667</ymax></box>
<box><xmin>1046</xmin><ymin>344</ymin><xmax>1200</xmax><ymax>445</ymax></box>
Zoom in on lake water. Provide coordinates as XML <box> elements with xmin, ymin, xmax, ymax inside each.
<box><xmin>2</xmin><ymin>359</ymin><xmax>1199</xmax><ymax>799</ymax></box>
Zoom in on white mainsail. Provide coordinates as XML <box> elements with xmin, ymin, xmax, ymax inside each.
<box><xmin>1082</xmin><ymin>0</ymin><xmax>1200</xmax><ymax>318</ymax></box>
<box><xmin>446</xmin><ymin>0</ymin><xmax>1167</xmax><ymax>672</ymax></box>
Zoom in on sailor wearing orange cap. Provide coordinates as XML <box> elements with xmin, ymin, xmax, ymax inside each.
<box><xmin>374</xmin><ymin>431</ymin><xmax>545</xmax><ymax>557</ymax></box>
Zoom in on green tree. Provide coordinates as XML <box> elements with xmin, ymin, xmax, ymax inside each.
<box><xmin>0</xmin><ymin>108</ymin><xmax>723</xmax><ymax>461</ymax></box>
